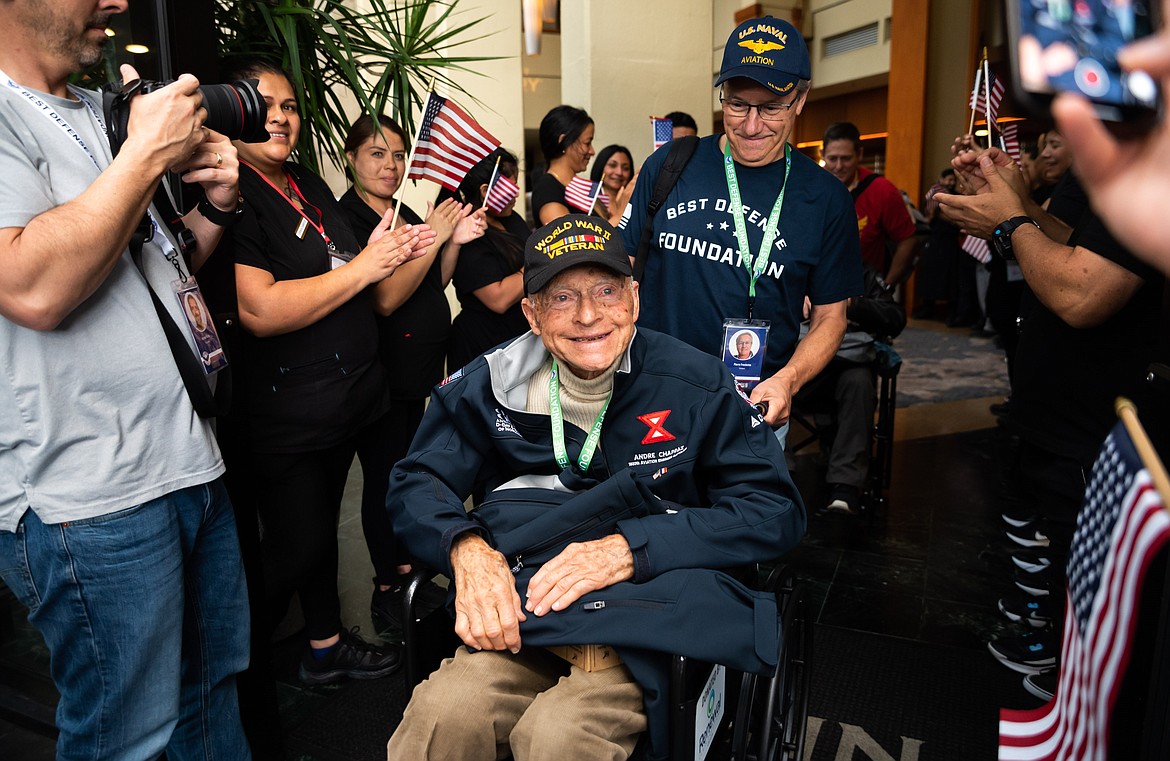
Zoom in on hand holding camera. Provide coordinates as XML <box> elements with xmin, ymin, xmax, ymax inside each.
<box><xmin>174</xmin><ymin>129</ymin><xmax>240</xmax><ymax>215</ymax></box>
<box><xmin>106</xmin><ymin>63</ymin><xmax>268</xmax><ymax>178</ymax></box>
<box><xmin>113</xmin><ymin>65</ymin><xmax>209</xmax><ymax>177</ymax></box>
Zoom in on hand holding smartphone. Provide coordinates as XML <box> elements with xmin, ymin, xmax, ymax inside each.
<box><xmin>1045</xmin><ymin>1</ymin><xmax>1170</xmax><ymax>279</ymax></box>
<box><xmin>1007</xmin><ymin>0</ymin><xmax>1162</xmax><ymax>131</ymax></box>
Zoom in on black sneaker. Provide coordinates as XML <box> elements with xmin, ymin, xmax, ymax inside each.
<box><xmin>1011</xmin><ymin>549</ymin><xmax>1053</xmax><ymax>574</ymax></box>
<box><xmin>1014</xmin><ymin>567</ymin><xmax>1055</xmax><ymax>597</ymax></box>
<box><xmin>825</xmin><ymin>483</ymin><xmax>861</xmax><ymax>515</ymax></box>
<box><xmin>298</xmin><ymin>627</ymin><xmax>401</xmax><ymax>685</ymax></box>
<box><xmin>998</xmin><ymin>594</ymin><xmax>1057</xmax><ymax>628</ymax></box>
<box><xmin>1023</xmin><ymin>669</ymin><xmax>1057</xmax><ymax>701</ymax></box>
<box><xmin>988</xmin><ymin>631</ymin><xmax>1058</xmax><ymax>674</ymax></box>
<box><xmin>1006</xmin><ymin>521</ymin><xmax>1051</xmax><ymax>548</ymax></box>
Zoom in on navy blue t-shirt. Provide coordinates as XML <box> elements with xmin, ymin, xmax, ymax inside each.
<box><xmin>620</xmin><ymin>135</ymin><xmax>862</xmax><ymax>376</ymax></box>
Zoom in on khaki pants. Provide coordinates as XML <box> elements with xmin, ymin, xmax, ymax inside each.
<box><xmin>387</xmin><ymin>646</ymin><xmax>646</xmax><ymax>761</ymax></box>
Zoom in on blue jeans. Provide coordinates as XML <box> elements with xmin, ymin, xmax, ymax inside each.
<box><xmin>0</xmin><ymin>478</ymin><xmax>251</xmax><ymax>761</ymax></box>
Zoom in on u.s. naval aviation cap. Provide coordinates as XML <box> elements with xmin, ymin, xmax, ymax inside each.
<box><xmin>715</xmin><ymin>16</ymin><xmax>810</xmax><ymax>97</ymax></box>
<box><xmin>524</xmin><ymin>214</ymin><xmax>631</xmax><ymax>295</ymax></box>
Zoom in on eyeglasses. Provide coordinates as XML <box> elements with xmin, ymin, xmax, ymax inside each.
<box><xmin>720</xmin><ymin>95</ymin><xmax>800</xmax><ymax>121</ymax></box>
<box><xmin>541</xmin><ymin>282</ymin><xmax>626</xmax><ymax>312</ymax></box>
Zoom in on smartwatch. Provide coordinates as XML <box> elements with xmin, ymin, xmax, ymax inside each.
<box><xmin>991</xmin><ymin>216</ymin><xmax>1039</xmax><ymax>261</ymax></box>
<box><xmin>197</xmin><ymin>196</ymin><xmax>244</xmax><ymax>227</ymax></box>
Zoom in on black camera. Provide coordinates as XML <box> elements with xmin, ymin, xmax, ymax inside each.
<box><xmin>102</xmin><ymin>77</ymin><xmax>270</xmax><ymax>157</ymax></box>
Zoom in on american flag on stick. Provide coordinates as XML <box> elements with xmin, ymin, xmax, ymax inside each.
<box><xmin>564</xmin><ymin>176</ymin><xmax>607</xmax><ymax>214</ymax></box>
<box><xmin>962</xmin><ymin>234</ymin><xmax>991</xmax><ymax>264</ymax></box>
<box><xmin>970</xmin><ymin>70</ymin><xmax>1007</xmax><ymax>126</ymax></box>
<box><xmin>998</xmin><ymin>403</ymin><xmax>1170</xmax><ymax>761</ymax></box>
<box><xmin>651</xmin><ymin>116</ymin><xmax>673</xmax><ymax>151</ymax></box>
<box><xmin>406</xmin><ymin>92</ymin><xmax>500</xmax><ymax>191</ymax></box>
<box><xmin>485</xmin><ymin>173</ymin><xmax>520</xmax><ymax>215</ymax></box>
<box><xmin>1001</xmin><ymin>123</ymin><xmax>1021</xmax><ymax>163</ymax></box>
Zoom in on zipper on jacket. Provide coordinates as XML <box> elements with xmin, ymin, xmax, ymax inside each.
<box><xmin>508</xmin><ymin>502</ymin><xmax>641</xmax><ymax>568</ymax></box>
<box><xmin>581</xmin><ymin>599</ymin><xmax>667</xmax><ymax>611</ymax></box>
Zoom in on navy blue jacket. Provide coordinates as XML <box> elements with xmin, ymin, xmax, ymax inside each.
<box><xmin>389</xmin><ymin>328</ymin><xmax>806</xmax><ymax>759</ymax></box>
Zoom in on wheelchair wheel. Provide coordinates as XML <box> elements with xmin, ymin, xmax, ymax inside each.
<box><xmin>728</xmin><ymin>578</ymin><xmax>811</xmax><ymax>761</ymax></box>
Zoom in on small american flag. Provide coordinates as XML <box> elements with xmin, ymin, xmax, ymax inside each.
<box><xmin>651</xmin><ymin>116</ymin><xmax>673</xmax><ymax>151</ymax></box>
<box><xmin>407</xmin><ymin>92</ymin><xmax>500</xmax><ymax>191</ymax></box>
<box><xmin>484</xmin><ymin>173</ymin><xmax>520</xmax><ymax>214</ymax></box>
<box><xmin>923</xmin><ymin>182</ymin><xmax>945</xmax><ymax>217</ymax></box>
<box><xmin>998</xmin><ymin>419</ymin><xmax>1170</xmax><ymax>761</ymax></box>
<box><xmin>970</xmin><ymin>70</ymin><xmax>1007</xmax><ymax>125</ymax></box>
<box><xmin>1001</xmin><ymin>123</ymin><xmax>1021</xmax><ymax>163</ymax></box>
<box><xmin>564</xmin><ymin>176</ymin><xmax>607</xmax><ymax>214</ymax></box>
<box><xmin>962</xmin><ymin>234</ymin><xmax>991</xmax><ymax>264</ymax></box>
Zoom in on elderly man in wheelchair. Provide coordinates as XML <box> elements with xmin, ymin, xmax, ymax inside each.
<box><xmin>386</xmin><ymin>214</ymin><xmax>807</xmax><ymax>761</ymax></box>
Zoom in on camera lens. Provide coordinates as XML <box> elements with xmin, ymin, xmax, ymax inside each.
<box><xmin>198</xmin><ymin>79</ymin><xmax>269</xmax><ymax>143</ymax></box>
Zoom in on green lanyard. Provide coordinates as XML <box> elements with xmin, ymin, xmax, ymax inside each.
<box><xmin>722</xmin><ymin>140</ymin><xmax>791</xmax><ymax>317</ymax></box>
<box><xmin>549</xmin><ymin>358</ymin><xmax>611</xmax><ymax>473</ymax></box>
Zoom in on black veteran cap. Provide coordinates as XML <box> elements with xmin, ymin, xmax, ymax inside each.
<box><xmin>715</xmin><ymin>16</ymin><xmax>810</xmax><ymax>97</ymax></box>
<box><xmin>524</xmin><ymin>214</ymin><xmax>632</xmax><ymax>295</ymax></box>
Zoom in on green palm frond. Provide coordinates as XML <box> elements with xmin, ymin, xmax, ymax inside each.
<box><xmin>215</xmin><ymin>0</ymin><xmax>499</xmax><ymax>175</ymax></box>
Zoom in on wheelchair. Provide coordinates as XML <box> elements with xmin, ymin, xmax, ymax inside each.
<box><xmin>788</xmin><ymin>338</ymin><xmax>902</xmax><ymax>515</ymax></box>
<box><xmin>399</xmin><ymin>563</ymin><xmax>812</xmax><ymax>761</ymax></box>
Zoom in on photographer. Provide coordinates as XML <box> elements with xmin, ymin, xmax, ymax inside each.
<box><xmin>0</xmin><ymin>2</ymin><xmax>253</xmax><ymax>758</ymax></box>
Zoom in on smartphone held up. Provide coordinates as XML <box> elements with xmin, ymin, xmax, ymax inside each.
<box><xmin>1007</xmin><ymin>0</ymin><xmax>1162</xmax><ymax>130</ymax></box>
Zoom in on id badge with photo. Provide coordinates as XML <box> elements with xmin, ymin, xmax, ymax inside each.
<box><xmin>173</xmin><ymin>280</ymin><xmax>228</xmax><ymax>375</ymax></box>
<box><xmin>722</xmin><ymin>318</ymin><xmax>769</xmax><ymax>386</ymax></box>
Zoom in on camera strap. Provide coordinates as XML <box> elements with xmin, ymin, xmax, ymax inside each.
<box><xmin>128</xmin><ymin>201</ymin><xmax>228</xmax><ymax>420</ymax></box>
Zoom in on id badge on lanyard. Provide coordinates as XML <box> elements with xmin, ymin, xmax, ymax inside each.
<box><xmin>722</xmin><ymin>318</ymin><xmax>770</xmax><ymax>387</ymax></box>
<box><xmin>173</xmin><ymin>280</ymin><xmax>228</xmax><ymax>374</ymax></box>
<box><xmin>252</xmin><ymin>163</ymin><xmax>351</xmax><ymax>270</ymax></box>
<box><xmin>718</xmin><ymin>140</ymin><xmax>789</xmax><ymax>388</ymax></box>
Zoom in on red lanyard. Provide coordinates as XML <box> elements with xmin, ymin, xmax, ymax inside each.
<box><xmin>243</xmin><ymin>161</ymin><xmax>336</xmax><ymax>252</ymax></box>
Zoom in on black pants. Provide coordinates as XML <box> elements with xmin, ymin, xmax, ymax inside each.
<box><xmin>1008</xmin><ymin>438</ymin><xmax>1087</xmax><ymax>571</ymax></box>
<box><xmin>796</xmin><ymin>358</ymin><xmax>876</xmax><ymax>491</ymax></box>
<box><xmin>356</xmin><ymin>399</ymin><xmax>425</xmax><ymax>585</ymax></box>
<box><xmin>985</xmin><ymin>261</ymin><xmax>1024</xmax><ymax>381</ymax></box>
<box><xmin>252</xmin><ymin>411</ymin><xmax>396</xmax><ymax>641</ymax></box>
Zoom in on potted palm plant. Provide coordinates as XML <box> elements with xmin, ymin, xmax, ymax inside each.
<box><xmin>215</xmin><ymin>0</ymin><xmax>497</xmax><ymax>175</ymax></box>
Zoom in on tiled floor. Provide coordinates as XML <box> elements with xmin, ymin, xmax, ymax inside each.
<box><xmin>0</xmin><ymin>320</ymin><xmax>1027</xmax><ymax>759</ymax></box>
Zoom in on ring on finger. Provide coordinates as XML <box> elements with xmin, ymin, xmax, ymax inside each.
<box><xmin>214</xmin><ymin>151</ymin><xmax>223</xmax><ymax>169</ymax></box>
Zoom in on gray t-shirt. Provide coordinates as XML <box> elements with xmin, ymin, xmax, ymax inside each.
<box><xmin>0</xmin><ymin>75</ymin><xmax>223</xmax><ymax>532</ymax></box>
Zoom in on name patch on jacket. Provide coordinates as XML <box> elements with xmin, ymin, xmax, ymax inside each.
<box><xmin>495</xmin><ymin>408</ymin><xmax>520</xmax><ymax>436</ymax></box>
<box><xmin>628</xmin><ymin>444</ymin><xmax>687</xmax><ymax>468</ymax></box>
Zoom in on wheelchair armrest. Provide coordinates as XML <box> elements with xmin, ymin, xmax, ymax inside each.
<box><xmin>401</xmin><ymin>566</ymin><xmax>460</xmax><ymax>692</ymax></box>
<box><xmin>402</xmin><ymin>567</ymin><xmax>433</xmax><ymax>691</ymax></box>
